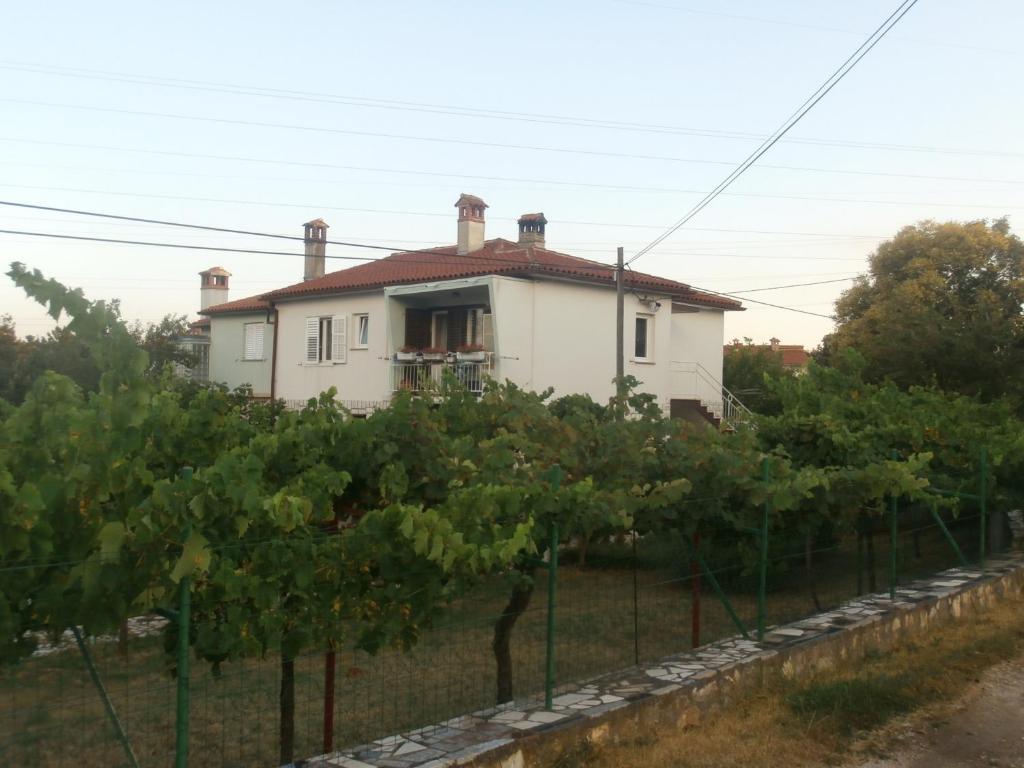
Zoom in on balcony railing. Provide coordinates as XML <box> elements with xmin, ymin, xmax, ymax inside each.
<box><xmin>390</xmin><ymin>353</ymin><xmax>494</xmax><ymax>395</ymax></box>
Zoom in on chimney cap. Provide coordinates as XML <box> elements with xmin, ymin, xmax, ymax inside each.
<box><xmin>199</xmin><ymin>266</ymin><xmax>232</xmax><ymax>277</ymax></box>
<box><xmin>454</xmin><ymin>193</ymin><xmax>488</xmax><ymax>209</ymax></box>
<box><xmin>303</xmin><ymin>218</ymin><xmax>330</xmax><ymax>228</ymax></box>
<box><xmin>518</xmin><ymin>212</ymin><xmax>547</xmax><ymax>224</ymax></box>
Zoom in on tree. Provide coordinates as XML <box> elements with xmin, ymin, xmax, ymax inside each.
<box><xmin>0</xmin><ymin>315</ymin><xmax>17</xmax><ymax>404</ymax></box>
<box><xmin>723</xmin><ymin>339</ymin><xmax>794</xmax><ymax>414</ymax></box>
<box><xmin>126</xmin><ymin>314</ymin><xmax>197</xmax><ymax>374</ymax></box>
<box><xmin>825</xmin><ymin>218</ymin><xmax>1024</xmax><ymax>400</ymax></box>
<box><xmin>0</xmin><ymin>309</ymin><xmax>197</xmax><ymax>404</ymax></box>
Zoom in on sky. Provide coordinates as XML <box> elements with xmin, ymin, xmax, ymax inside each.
<box><xmin>1</xmin><ymin>0</ymin><xmax>1022</xmax><ymax>349</ymax></box>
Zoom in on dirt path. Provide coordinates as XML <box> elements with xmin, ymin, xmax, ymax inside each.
<box><xmin>859</xmin><ymin>657</ymin><xmax>1024</xmax><ymax>768</ymax></box>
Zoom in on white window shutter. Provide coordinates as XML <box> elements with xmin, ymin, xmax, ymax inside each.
<box><xmin>332</xmin><ymin>315</ymin><xmax>347</xmax><ymax>363</ymax></box>
<box><xmin>305</xmin><ymin>317</ymin><xmax>319</xmax><ymax>363</ymax></box>
<box><xmin>244</xmin><ymin>323</ymin><xmax>264</xmax><ymax>360</ymax></box>
<box><xmin>482</xmin><ymin>312</ymin><xmax>494</xmax><ymax>351</ymax></box>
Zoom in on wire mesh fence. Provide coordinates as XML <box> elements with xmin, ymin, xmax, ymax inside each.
<box><xmin>0</xmin><ymin>498</ymin><xmax>1012</xmax><ymax>768</ymax></box>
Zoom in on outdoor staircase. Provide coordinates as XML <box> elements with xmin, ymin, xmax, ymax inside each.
<box><xmin>668</xmin><ymin>361</ymin><xmax>754</xmax><ymax>431</ymax></box>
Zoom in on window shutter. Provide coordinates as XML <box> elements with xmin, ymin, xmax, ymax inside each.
<box><xmin>482</xmin><ymin>312</ymin><xmax>494</xmax><ymax>351</ymax></box>
<box><xmin>244</xmin><ymin>323</ymin><xmax>264</xmax><ymax>360</ymax></box>
<box><xmin>305</xmin><ymin>317</ymin><xmax>319</xmax><ymax>363</ymax></box>
<box><xmin>332</xmin><ymin>315</ymin><xmax>347</xmax><ymax>363</ymax></box>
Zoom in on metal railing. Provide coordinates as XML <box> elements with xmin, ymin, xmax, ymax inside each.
<box><xmin>669</xmin><ymin>361</ymin><xmax>754</xmax><ymax>429</ymax></box>
<box><xmin>390</xmin><ymin>354</ymin><xmax>494</xmax><ymax>395</ymax></box>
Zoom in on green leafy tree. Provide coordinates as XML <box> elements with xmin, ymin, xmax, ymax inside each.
<box><xmin>723</xmin><ymin>339</ymin><xmax>794</xmax><ymax>414</ymax></box>
<box><xmin>826</xmin><ymin>218</ymin><xmax>1024</xmax><ymax>400</ymax></box>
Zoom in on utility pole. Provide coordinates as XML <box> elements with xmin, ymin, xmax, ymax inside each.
<box><xmin>616</xmin><ymin>246</ymin><xmax>625</xmax><ymax>415</ymax></box>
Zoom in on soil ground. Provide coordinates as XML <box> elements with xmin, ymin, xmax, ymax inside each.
<box><xmin>857</xmin><ymin>658</ymin><xmax>1024</xmax><ymax>768</ymax></box>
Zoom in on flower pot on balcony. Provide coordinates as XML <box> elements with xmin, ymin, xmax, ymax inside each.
<box><xmin>394</xmin><ymin>351</ymin><xmax>419</xmax><ymax>362</ymax></box>
<box><xmin>457</xmin><ymin>351</ymin><xmax>487</xmax><ymax>363</ymax></box>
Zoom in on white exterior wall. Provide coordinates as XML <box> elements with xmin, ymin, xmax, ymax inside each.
<box><xmin>261</xmin><ymin>277</ymin><xmax>728</xmax><ymax>408</ymax></box>
<box><xmin>670</xmin><ymin>309</ymin><xmax>725</xmax><ymax>384</ymax></box>
<box><xmin>488</xmin><ymin>276</ymin><xmax>535</xmax><ymax>390</ymax></box>
<box><xmin>492</xmin><ymin>277</ymin><xmax>674</xmax><ymax>404</ymax></box>
<box><xmin>274</xmin><ymin>292</ymin><xmax>389</xmax><ymax>404</ymax></box>
<box><xmin>208</xmin><ymin>313</ymin><xmax>273</xmax><ymax>397</ymax></box>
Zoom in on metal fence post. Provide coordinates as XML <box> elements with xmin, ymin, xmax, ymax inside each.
<box><xmin>544</xmin><ymin>519</ymin><xmax>559</xmax><ymax>711</ymax></box>
<box><xmin>979</xmin><ymin>446</ymin><xmax>988</xmax><ymax>567</ymax></box>
<box><xmin>690</xmin><ymin>531</ymin><xmax>701</xmax><ymax>649</ymax></box>
<box><xmin>889</xmin><ymin>493</ymin><xmax>898</xmax><ymax>600</ymax></box>
<box><xmin>758</xmin><ymin>458</ymin><xmax>771</xmax><ymax>642</ymax></box>
<box><xmin>176</xmin><ymin>467</ymin><xmax>193</xmax><ymax>768</ymax></box>
<box><xmin>323</xmin><ymin>648</ymin><xmax>336</xmax><ymax>753</ymax></box>
<box><xmin>856</xmin><ymin>516</ymin><xmax>865</xmax><ymax>595</ymax></box>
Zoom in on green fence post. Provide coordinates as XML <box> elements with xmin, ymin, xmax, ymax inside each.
<box><xmin>71</xmin><ymin>626</ymin><xmax>140</xmax><ymax>768</ymax></box>
<box><xmin>544</xmin><ymin>519</ymin><xmax>559</xmax><ymax>711</ymax></box>
<box><xmin>757</xmin><ymin>458</ymin><xmax>771</xmax><ymax>642</ymax></box>
<box><xmin>889</xmin><ymin>493</ymin><xmax>898</xmax><ymax>600</ymax></box>
<box><xmin>176</xmin><ymin>467</ymin><xmax>193</xmax><ymax>768</ymax></box>
<box><xmin>979</xmin><ymin>447</ymin><xmax>988</xmax><ymax>568</ymax></box>
<box><xmin>889</xmin><ymin>451</ymin><xmax>899</xmax><ymax>600</ymax></box>
<box><xmin>856</xmin><ymin>516</ymin><xmax>865</xmax><ymax>595</ymax></box>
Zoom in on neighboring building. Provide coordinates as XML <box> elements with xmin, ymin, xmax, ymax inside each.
<box><xmin>201</xmin><ymin>195</ymin><xmax>744</xmax><ymax>419</ymax></box>
<box><xmin>173</xmin><ymin>316</ymin><xmax>211</xmax><ymax>382</ymax></box>
<box><xmin>724</xmin><ymin>338</ymin><xmax>810</xmax><ymax>371</ymax></box>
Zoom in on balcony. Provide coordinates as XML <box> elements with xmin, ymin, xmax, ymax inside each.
<box><xmin>390</xmin><ymin>352</ymin><xmax>495</xmax><ymax>395</ymax></box>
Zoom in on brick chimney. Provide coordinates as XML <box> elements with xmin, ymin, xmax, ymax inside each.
<box><xmin>303</xmin><ymin>218</ymin><xmax>329</xmax><ymax>281</ymax></box>
<box><xmin>455</xmin><ymin>193</ymin><xmax>487</xmax><ymax>255</ymax></box>
<box><xmin>199</xmin><ymin>266</ymin><xmax>230</xmax><ymax>310</ymax></box>
<box><xmin>517</xmin><ymin>212</ymin><xmax>547</xmax><ymax>246</ymax></box>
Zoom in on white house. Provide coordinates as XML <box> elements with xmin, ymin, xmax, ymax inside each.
<box><xmin>201</xmin><ymin>195</ymin><xmax>745</xmax><ymax>423</ymax></box>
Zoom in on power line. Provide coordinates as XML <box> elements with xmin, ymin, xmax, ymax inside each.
<box><xmin>0</xmin><ymin>200</ymin><xmax>621</xmax><ymax>271</ymax></box>
<box><xmin>0</xmin><ymin>139</ymin><xmax>888</xmax><ymax>239</ymax></box>
<box><xmin>0</xmin><ymin>203</ymin><xmax>851</xmax><ymax>318</ymax></box>
<box><xmin>627</xmin><ymin>0</ymin><xmax>921</xmax><ymax>266</ymax></box>
<box><xmin>12</xmin><ymin>91</ymin><xmax>1024</xmax><ymax>177</ymax></box>
<box><xmin>0</xmin><ymin>229</ymin><xmax>369</xmax><ymax>261</ymax></box>
<box><xmin>4</xmin><ymin>182</ymin><xmax>1017</xmax><ymax>233</ymax></box>
<box><xmin>686</xmin><ymin>286</ymin><xmax>837</xmax><ymax>319</ymax></box>
<box><xmin>613</xmin><ymin>0</ymin><xmax>1017</xmax><ymax>57</ymax></box>
<box><xmin>725</xmin><ymin>276</ymin><xmax>859</xmax><ymax>293</ymax></box>
<box><xmin>1</xmin><ymin>224</ymin><xmax>838</xmax><ymax>319</ymax></box>
<box><xmin>6</xmin><ymin>152</ymin><xmax>1024</xmax><ymax>193</ymax></box>
<box><xmin>3</xmin><ymin>59</ymin><xmax>1020</xmax><ymax>157</ymax></box>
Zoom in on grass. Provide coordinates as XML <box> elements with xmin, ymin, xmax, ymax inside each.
<box><xmin>0</xmin><ymin>518</ymin><xmax>987</xmax><ymax>768</ymax></box>
<box><xmin>542</xmin><ymin>584</ymin><xmax>1024</xmax><ymax>768</ymax></box>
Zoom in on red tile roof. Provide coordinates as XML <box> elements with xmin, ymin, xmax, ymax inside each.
<box><xmin>200</xmin><ymin>294</ymin><xmax>270</xmax><ymax>315</ymax></box>
<box><xmin>724</xmin><ymin>343</ymin><xmax>810</xmax><ymax>368</ymax></box>
<box><xmin>261</xmin><ymin>239</ymin><xmax>742</xmax><ymax>310</ymax></box>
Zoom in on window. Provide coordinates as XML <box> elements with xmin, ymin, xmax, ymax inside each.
<box><xmin>243</xmin><ymin>322</ymin><xmax>264</xmax><ymax>361</ymax></box>
<box><xmin>305</xmin><ymin>315</ymin><xmax>346</xmax><ymax>364</ymax></box>
<box><xmin>634</xmin><ymin>314</ymin><xmax>653</xmax><ymax>361</ymax></box>
<box><xmin>353</xmin><ymin>314</ymin><xmax>369</xmax><ymax>349</ymax></box>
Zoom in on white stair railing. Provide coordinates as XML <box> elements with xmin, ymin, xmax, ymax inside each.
<box><xmin>669</xmin><ymin>361</ymin><xmax>755</xmax><ymax>429</ymax></box>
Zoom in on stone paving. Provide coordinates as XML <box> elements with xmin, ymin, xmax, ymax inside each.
<box><xmin>304</xmin><ymin>556</ymin><xmax>1023</xmax><ymax>768</ymax></box>
<box><xmin>31</xmin><ymin>614</ymin><xmax>169</xmax><ymax>658</ymax></box>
